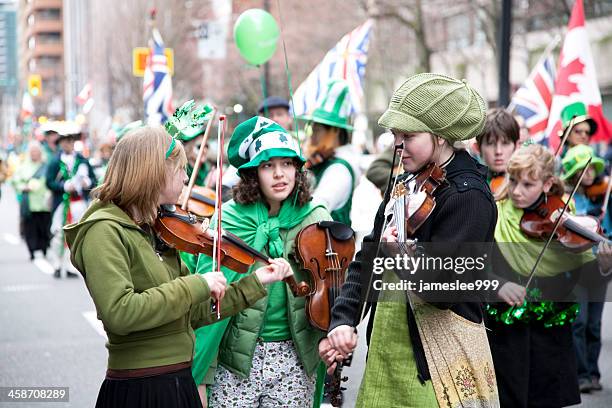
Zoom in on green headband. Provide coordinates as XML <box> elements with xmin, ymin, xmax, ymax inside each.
<box><xmin>165</xmin><ymin>137</ymin><xmax>176</xmax><ymax>159</ymax></box>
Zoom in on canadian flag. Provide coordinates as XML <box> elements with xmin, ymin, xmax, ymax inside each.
<box><xmin>545</xmin><ymin>0</ymin><xmax>612</xmax><ymax>152</ymax></box>
<box><xmin>76</xmin><ymin>82</ymin><xmax>94</xmax><ymax>114</ymax></box>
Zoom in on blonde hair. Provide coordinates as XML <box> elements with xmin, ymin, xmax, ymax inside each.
<box><xmin>92</xmin><ymin>126</ymin><xmax>187</xmax><ymax>225</ymax></box>
<box><xmin>495</xmin><ymin>144</ymin><xmax>564</xmax><ymax>201</ymax></box>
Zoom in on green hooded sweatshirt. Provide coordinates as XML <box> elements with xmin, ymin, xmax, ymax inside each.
<box><xmin>64</xmin><ymin>200</ymin><xmax>267</xmax><ymax>370</ymax></box>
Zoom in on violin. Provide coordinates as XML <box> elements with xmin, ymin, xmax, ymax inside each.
<box><xmin>490</xmin><ymin>174</ymin><xmax>505</xmax><ymax>195</ymax></box>
<box><xmin>154</xmin><ymin>205</ymin><xmax>311</xmax><ymax>297</ymax></box>
<box><xmin>295</xmin><ymin>221</ymin><xmax>356</xmax><ymax>407</ymax></box>
<box><xmin>520</xmin><ymin>194</ymin><xmax>609</xmax><ymax>252</ymax></box>
<box><xmin>585</xmin><ymin>176</ymin><xmax>611</xmax><ymax>200</ymax></box>
<box><xmin>179</xmin><ymin>185</ymin><xmax>216</xmax><ymax>218</ymax></box>
<box><xmin>387</xmin><ymin>162</ymin><xmax>447</xmax><ymax>238</ymax></box>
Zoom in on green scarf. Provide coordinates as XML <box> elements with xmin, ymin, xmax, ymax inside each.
<box><xmin>494</xmin><ymin>198</ymin><xmax>594</xmax><ymax>278</ymax></box>
<box><xmin>191</xmin><ymin>198</ymin><xmax>324</xmax><ymax>385</ymax></box>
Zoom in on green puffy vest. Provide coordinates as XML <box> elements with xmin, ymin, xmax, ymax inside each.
<box><xmin>217</xmin><ymin>207</ymin><xmax>331</xmax><ymax>378</ymax></box>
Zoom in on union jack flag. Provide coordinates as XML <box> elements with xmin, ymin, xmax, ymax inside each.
<box><xmin>293</xmin><ymin>19</ymin><xmax>373</xmax><ymax>117</ymax></box>
<box><xmin>143</xmin><ymin>28</ymin><xmax>173</xmax><ymax>125</ymax></box>
<box><xmin>508</xmin><ymin>43</ymin><xmax>557</xmax><ymax>143</ymax></box>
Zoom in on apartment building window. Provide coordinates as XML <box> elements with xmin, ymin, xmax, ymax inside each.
<box><xmin>28</xmin><ymin>58</ymin><xmax>36</xmax><ymax>71</ymax></box>
<box><xmin>38</xmin><ymin>33</ymin><xmax>61</xmax><ymax>44</ymax></box>
<box><xmin>37</xmin><ymin>9</ymin><xmax>61</xmax><ymax>21</ymax></box>
<box><xmin>28</xmin><ymin>36</ymin><xmax>35</xmax><ymax>49</ymax></box>
<box><xmin>27</xmin><ymin>14</ymin><xmax>34</xmax><ymax>26</ymax></box>
<box><xmin>37</xmin><ymin>56</ymin><xmax>60</xmax><ymax>69</ymax></box>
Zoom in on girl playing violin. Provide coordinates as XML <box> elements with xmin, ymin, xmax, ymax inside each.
<box><xmin>321</xmin><ymin>73</ymin><xmax>499</xmax><ymax>407</ymax></box>
<box><xmin>192</xmin><ymin>117</ymin><xmax>333</xmax><ymax>407</ymax></box>
<box><xmin>63</xmin><ymin>126</ymin><xmax>293</xmax><ymax>408</ymax></box>
<box><xmin>561</xmin><ymin>144</ymin><xmax>611</xmax><ymax>393</ymax></box>
<box><xmin>487</xmin><ymin>143</ymin><xmax>612</xmax><ymax>407</ymax></box>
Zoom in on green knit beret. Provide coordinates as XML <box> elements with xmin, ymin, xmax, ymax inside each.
<box><xmin>378</xmin><ymin>73</ymin><xmax>486</xmax><ymax>142</ymax></box>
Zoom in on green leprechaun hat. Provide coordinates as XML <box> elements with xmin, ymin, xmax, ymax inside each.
<box><xmin>301</xmin><ymin>79</ymin><xmax>353</xmax><ymax>131</ymax></box>
<box><xmin>561</xmin><ymin>144</ymin><xmax>605</xmax><ymax>181</ymax></box>
<box><xmin>559</xmin><ymin>101</ymin><xmax>598</xmax><ymax>139</ymax></box>
<box><xmin>165</xmin><ymin>100</ymin><xmax>213</xmax><ymax>142</ymax></box>
<box><xmin>228</xmin><ymin>116</ymin><xmax>304</xmax><ymax>173</ymax></box>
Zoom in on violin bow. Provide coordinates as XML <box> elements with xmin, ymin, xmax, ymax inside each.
<box><xmin>356</xmin><ymin>142</ymin><xmax>405</xmax><ymax>325</ymax></box>
<box><xmin>181</xmin><ymin>107</ymin><xmax>217</xmax><ymax>211</ymax></box>
<box><xmin>210</xmin><ymin>115</ymin><xmax>226</xmax><ymax>320</ymax></box>
<box><xmin>600</xmin><ymin>166</ymin><xmax>612</xmax><ymax>219</ymax></box>
<box><xmin>523</xmin><ymin>157</ymin><xmax>592</xmax><ymax>290</ymax></box>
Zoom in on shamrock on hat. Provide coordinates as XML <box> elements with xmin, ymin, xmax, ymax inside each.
<box><xmin>300</xmin><ymin>79</ymin><xmax>353</xmax><ymax>131</ymax></box>
<box><xmin>228</xmin><ymin>116</ymin><xmax>304</xmax><ymax>173</ymax></box>
<box><xmin>559</xmin><ymin>101</ymin><xmax>598</xmax><ymax>139</ymax></box>
<box><xmin>165</xmin><ymin>100</ymin><xmax>213</xmax><ymax>142</ymax></box>
<box><xmin>561</xmin><ymin>144</ymin><xmax>604</xmax><ymax>181</ymax></box>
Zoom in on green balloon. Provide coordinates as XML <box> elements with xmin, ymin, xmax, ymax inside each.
<box><xmin>233</xmin><ymin>9</ymin><xmax>279</xmax><ymax>66</ymax></box>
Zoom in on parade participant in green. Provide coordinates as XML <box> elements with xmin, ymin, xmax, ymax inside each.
<box><xmin>301</xmin><ymin>79</ymin><xmax>360</xmax><ymax>226</ymax></box>
<box><xmin>46</xmin><ymin>128</ymin><xmax>96</xmax><ymax>278</ymax></box>
<box><xmin>561</xmin><ymin>144</ymin><xmax>610</xmax><ymax>393</ymax></box>
<box><xmin>192</xmin><ymin>116</ymin><xmax>332</xmax><ymax>407</ymax></box>
<box><xmin>11</xmin><ymin>141</ymin><xmax>52</xmax><ymax>260</ymax></box>
<box><xmin>487</xmin><ymin>143</ymin><xmax>612</xmax><ymax>407</ymax></box>
<box><xmin>558</xmin><ymin>101</ymin><xmax>598</xmax><ymax>156</ymax></box>
<box><xmin>64</xmin><ymin>125</ymin><xmax>293</xmax><ymax>408</ymax></box>
<box><xmin>321</xmin><ymin>73</ymin><xmax>500</xmax><ymax>407</ymax></box>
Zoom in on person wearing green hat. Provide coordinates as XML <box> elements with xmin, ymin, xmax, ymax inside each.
<box><xmin>63</xmin><ymin>125</ymin><xmax>292</xmax><ymax>408</ymax></box>
<box><xmin>191</xmin><ymin>116</ymin><xmax>333</xmax><ymax>407</ymax></box>
<box><xmin>319</xmin><ymin>73</ymin><xmax>499</xmax><ymax>407</ymax></box>
<box><xmin>558</xmin><ymin>101</ymin><xmax>598</xmax><ymax>156</ymax></box>
<box><xmin>301</xmin><ymin>79</ymin><xmax>360</xmax><ymax>227</ymax></box>
<box><xmin>165</xmin><ymin>101</ymin><xmax>215</xmax><ymax>189</ymax></box>
<box><xmin>562</xmin><ymin>144</ymin><xmax>610</xmax><ymax>394</ymax></box>
<box><xmin>46</xmin><ymin>128</ymin><xmax>96</xmax><ymax>278</ymax></box>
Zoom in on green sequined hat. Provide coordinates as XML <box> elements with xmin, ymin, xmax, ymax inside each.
<box><xmin>561</xmin><ymin>144</ymin><xmax>605</xmax><ymax>181</ymax></box>
<box><xmin>227</xmin><ymin>116</ymin><xmax>304</xmax><ymax>173</ymax></box>
<box><xmin>165</xmin><ymin>100</ymin><xmax>214</xmax><ymax>142</ymax></box>
<box><xmin>300</xmin><ymin>79</ymin><xmax>353</xmax><ymax>131</ymax></box>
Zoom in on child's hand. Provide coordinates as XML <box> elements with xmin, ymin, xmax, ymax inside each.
<box><xmin>498</xmin><ymin>282</ymin><xmax>526</xmax><ymax>306</ymax></box>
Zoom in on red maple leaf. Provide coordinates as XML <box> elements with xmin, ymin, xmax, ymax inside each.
<box><xmin>555</xmin><ymin>57</ymin><xmax>585</xmax><ymax>96</ymax></box>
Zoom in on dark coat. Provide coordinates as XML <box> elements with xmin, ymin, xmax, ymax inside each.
<box><xmin>329</xmin><ymin>149</ymin><xmax>497</xmax><ymax>382</ymax></box>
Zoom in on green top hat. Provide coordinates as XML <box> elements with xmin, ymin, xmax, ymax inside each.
<box><xmin>561</xmin><ymin>144</ymin><xmax>605</xmax><ymax>181</ymax></box>
<box><xmin>228</xmin><ymin>116</ymin><xmax>304</xmax><ymax>173</ymax></box>
<box><xmin>165</xmin><ymin>100</ymin><xmax>213</xmax><ymax>142</ymax></box>
<box><xmin>301</xmin><ymin>79</ymin><xmax>353</xmax><ymax>131</ymax></box>
<box><xmin>560</xmin><ymin>101</ymin><xmax>597</xmax><ymax>139</ymax></box>
<box><xmin>115</xmin><ymin>120</ymin><xmax>143</xmax><ymax>141</ymax></box>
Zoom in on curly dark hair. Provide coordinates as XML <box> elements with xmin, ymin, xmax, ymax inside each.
<box><xmin>233</xmin><ymin>158</ymin><xmax>312</xmax><ymax>207</ymax></box>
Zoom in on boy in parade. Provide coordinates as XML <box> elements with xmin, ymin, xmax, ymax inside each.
<box><xmin>474</xmin><ymin>108</ymin><xmax>521</xmax><ymax>195</ymax></box>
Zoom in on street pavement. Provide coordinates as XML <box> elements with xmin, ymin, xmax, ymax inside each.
<box><xmin>1</xmin><ymin>177</ymin><xmax>611</xmax><ymax>407</ymax></box>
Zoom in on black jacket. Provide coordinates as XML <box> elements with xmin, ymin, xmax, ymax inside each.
<box><xmin>329</xmin><ymin>149</ymin><xmax>497</xmax><ymax>382</ymax></box>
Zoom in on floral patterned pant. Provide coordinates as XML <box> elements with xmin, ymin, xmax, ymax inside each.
<box><xmin>209</xmin><ymin>340</ymin><xmax>315</xmax><ymax>408</ymax></box>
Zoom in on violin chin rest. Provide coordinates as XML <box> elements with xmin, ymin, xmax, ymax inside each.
<box><xmin>318</xmin><ymin>221</ymin><xmax>354</xmax><ymax>241</ymax></box>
